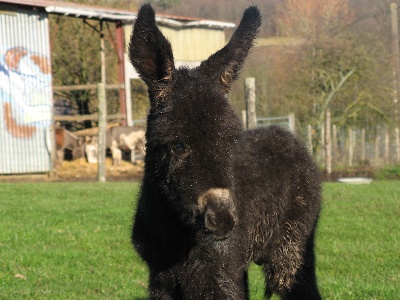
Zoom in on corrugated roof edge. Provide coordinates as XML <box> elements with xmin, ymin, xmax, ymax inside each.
<box><xmin>0</xmin><ymin>0</ymin><xmax>235</xmax><ymax>28</ymax></box>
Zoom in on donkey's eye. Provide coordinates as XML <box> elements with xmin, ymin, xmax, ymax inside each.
<box><xmin>169</xmin><ymin>142</ymin><xmax>189</xmax><ymax>157</ymax></box>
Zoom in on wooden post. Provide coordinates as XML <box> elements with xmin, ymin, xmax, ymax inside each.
<box><xmin>100</xmin><ymin>21</ymin><xmax>106</xmax><ymax>85</ymax></box>
<box><xmin>332</xmin><ymin>124</ymin><xmax>338</xmax><ymax>166</ymax></box>
<box><xmin>288</xmin><ymin>113</ymin><xmax>295</xmax><ymax>133</ymax></box>
<box><xmin>97</xmin><ymin>83</ymin><xmax>107</xmax><ymax>182</ymax></box>
<box><xmin>348</xmin><ymin>128</ymin><xmax>354</xmax><ymax>167</ymax></box>
<box><xmin>384</xmin><ymin>128</ymin><xmax>390</xmax><ymax>164</ymax></box>
<box><xmin>245</xmin><ymin>78</ymin><xmax>257</xmax><ymax>129</ymax></box>
<box><xmin>241</xmin><ymin>110</ymin><xmax>247</xmax><ymax>129</ymax></box>
<box><xmin>325</xmin><ymin>109</ymin><xmax>332</xmax><ymax>174</ymax></box>
<box><xmin>307</xmin><ymin>124</ymin><xmax>313</xmax><ymax>155</ymax></box>
<box><xmin>375</xmin><ymin>129</ymin><xmax>381</xmax><ymax>163</ymax></box>
<box><xmin>124</xmin><ymin>53</ymin><xmax>133</xmax><ymax>126</ymax></box>
<box><xmin>396</xmin><ymin>127</ymin><xmax>400</xmax><ymax>163</ymax></box>
<box><xmin>320</xmin><ymin>124</ymin><xmax>325</xmax><ymax>165</ymax></box>
<box><xmin>361</xmin><ymin>128</ymin><xmax>366</xmax><ymax>162</ymax></box>
<box><xmin>116</xmin><ymin>22</ymin><xmax>127</xmax><ymax>126</ymax></box>
<box><xmin>391</xmin><ymin>3</ymin><xmax>400</xmax><ymax>123</ymax></box>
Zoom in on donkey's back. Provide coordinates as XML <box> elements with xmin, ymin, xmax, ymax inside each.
<box><xmin>234</xmin><ymin>125</ymin><xmax>321</xmax><ymax>298</ymax></box>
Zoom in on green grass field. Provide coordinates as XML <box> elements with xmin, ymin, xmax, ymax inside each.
<box><xmin>0</xmin><ymin>181</ymin><xmax>399</xmax><ymax>299</ymax></box>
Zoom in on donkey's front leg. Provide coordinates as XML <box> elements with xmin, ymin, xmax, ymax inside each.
<box><xmin>130</xmin><ymin>149</ymin><xmax>136</xmax><ymax>164</ymax></box>
<box><xmin>148</xmin><ymin>270</ymin><xmax>180</xmax><ymax>300</ymax></box>
<box><xmin>178</xmin><ymin>257</ymin><xmax>249</xmax><ymax>300</ymax></box>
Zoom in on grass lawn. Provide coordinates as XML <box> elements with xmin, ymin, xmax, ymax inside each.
<box><xmin>0</xmin><ymin>181</ymin><xmax>399</xmax><ymax>299</ymax></box>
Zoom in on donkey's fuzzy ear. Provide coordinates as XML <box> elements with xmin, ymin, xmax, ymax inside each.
<box><xmin>199</xmin><ymin>6</ymin><xmax>261</xmax><ymax>91</ymax></box>
<box><xmin>129</xmin><ymin>4</ymin><xmax>174</xmax><ymax>95</ymax></box>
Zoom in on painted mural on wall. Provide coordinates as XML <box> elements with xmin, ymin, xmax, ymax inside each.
<box><xmin>0</xmin><ymin>7</ymin><xmax>53</xmax><ymax>174</ymax></box>
<box><xmin>0</xmin><ymin>47</ymin><xmax>52</xmax><ymax>137</ymax></box>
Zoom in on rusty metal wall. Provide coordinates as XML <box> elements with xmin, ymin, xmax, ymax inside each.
<box><xmin>0</xmin><ymin>4</ymin><xmax>53</xmax><ymax>174</ymax></box>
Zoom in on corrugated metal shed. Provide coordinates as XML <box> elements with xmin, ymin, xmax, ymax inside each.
<box><xmin>0</xmin><ymin>0</ymin><xmax>235</xmax><ymax>28</ymax></box>
<box><xmin>0</xmin><ymin>4</ymin><xmax>52</xmax><ymax>174</ymax></box>
<box><xmin>0</xmin><ymin>0</ymin><xmax>235</xmax><ymax>175</ymax></box>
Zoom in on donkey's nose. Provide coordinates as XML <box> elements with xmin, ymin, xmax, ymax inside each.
<box><xmin>198</xmin><ymin>188</ymin><xmax>237</xmax><ymax>240</ymax></box>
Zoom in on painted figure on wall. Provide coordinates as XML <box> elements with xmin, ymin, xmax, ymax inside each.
<box><xmin>0</xmin><ymin>46</ymin><xmax>52</xmax><ymax>139</ymax></box>
<box><xmin>0</xmin><ymin>7</ymin><xmax>53</xmax><ymax>174</ymax></box>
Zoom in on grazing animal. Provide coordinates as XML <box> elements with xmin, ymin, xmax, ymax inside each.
<box><xmin>55</xmin><ymin>127</ymin><xmax>84</xmax><ymax>162</ymax></box>
<box><xmin>130</xmin><ymin>4</ymin><xmax>321</xmax><ymax>300</ymax></box>
<box><xmin>85</xmin><ymin>136</ymin><xmax>98</xmax><ymax>164</ymax></box>
<box><xmin>106</xmin><ymin>126</ymin><xmax>145</xmax><ymax>166</ymax></box>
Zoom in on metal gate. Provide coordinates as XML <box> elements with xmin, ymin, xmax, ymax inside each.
<box><xmin>257</xmin><ymin>113</ymin><xmax>296</xmax><ymax>132</ymax></box>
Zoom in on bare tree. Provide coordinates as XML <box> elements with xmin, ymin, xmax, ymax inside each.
<box><xmin>272</xmin><ymin>0</ymin><xmax>392</xmax><ymax>132</ymax></box>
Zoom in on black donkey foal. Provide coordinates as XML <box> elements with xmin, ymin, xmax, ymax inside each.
<box><xmin>130</xmin><ymin>4</ymin><xmax>322</xmax><ymax>300</ymax></box>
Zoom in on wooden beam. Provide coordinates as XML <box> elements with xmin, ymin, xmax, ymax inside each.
<box><xmin>53</xmin><ymin>84</ymin><xmax>124</xmax><ymax>91</ymax></box>
<box><xmin>54</xmin><ymin>113</ymin><xmax>125</xmax><ymax>122</ymax></box>
<box><xmin>73</xmin><ymin>123</ymin><xmax>119</xmax><ymax>137</ymax></box>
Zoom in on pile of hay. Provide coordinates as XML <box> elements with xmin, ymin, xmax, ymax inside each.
<box><xmin>56</xmin><ymin>158</ymin><xmax>143</xmax><ymax>181</ymax></box>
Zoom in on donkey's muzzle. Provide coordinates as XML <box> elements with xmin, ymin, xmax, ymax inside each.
<box><xmin>198</xmin><ymin>188</ymin><xmax>237</xmax><ymax>240</ymax></box>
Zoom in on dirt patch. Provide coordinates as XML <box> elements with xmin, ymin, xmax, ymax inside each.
<box><xmin>54</xmin><ymin>158</ymin><xmax>143</xmax><ymax>182</ymax></box>
<box><xmin>3</xmin><ymin>159</ymin><xmax>391</xmax><ymax>183</ymax></box>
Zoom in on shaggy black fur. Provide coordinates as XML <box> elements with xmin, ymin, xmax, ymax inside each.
<box><xmin>130</xmin><ymin>4</ymin><xmax>322</xmax><ymax>300</ymax></box>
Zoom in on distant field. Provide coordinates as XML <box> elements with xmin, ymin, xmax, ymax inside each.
<box><xmin>0</xmin><ymin>181</ymin><xmax>399</xmax><ymax>299</ymax></box>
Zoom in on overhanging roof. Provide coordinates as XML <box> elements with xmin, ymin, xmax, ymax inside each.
<box><xmin>45</xmin><ymin>4</ymin><xmax>136</xmax><ymax>21</ymax></box>
<box><xmin>0</xmin><ymin>0</ymin><xmax>235</xmax><ymax>28</ymax></box>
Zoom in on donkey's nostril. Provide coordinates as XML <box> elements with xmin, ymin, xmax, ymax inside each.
<box><xmin>204</xmin><ymin>210</ymin><xmax>218</xmax><ymax>231</ymax></box>
<box><xmin>203</xmin><ymin>205</ymin><xmax>236</xmax><ymax>240</ymax></box>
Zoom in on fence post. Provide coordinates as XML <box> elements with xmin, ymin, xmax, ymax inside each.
<box><xmin>97</xmin><ymin>82</ymin><xmax>107</xmax><ymax>182</ymax></box>
<box><xmin>288</xmin><ymin>113</ymin><xmax>295</xmax><ymax>133</ymax></box>
<box><xmin>241</xmin><ymin>110</ymin><xmax>247</xmax><ymax>130</ymax></box>
<box><xmin>332</xmin><ymin>124</ymin><xmax>338</xmax><ymax>166</ymax></box>
<box><xmin>396</xmin><ymin>127</ymin><xmax>400</xmax><ymax>163</ymax></box>
<box><xmin>361</xmin><ymin>128</ymin><xmax>366</xmax><ymax>162</ymax></box>
<box><xmin>348</xmin><ymin>127</ymin><xmax>354</xmax><ymax>167</ymax></box>
<box><xmin>307</xmin><ymin>125</ymin><xmax>313</xmax><ymax>154</ymax></box>
<box><xmin>325</xmin><ymin>109</ymin><xmax>332</xmax><ymax>174</ymax></box>
<box><xmin>245</xmin><ymin>77</ymin><xmax>257</xmax><ymax>129</ymax></box>
<box><xmin>320</xmin><ymin>124</ymin><xmax>325</xmax><ymax>165</ymax></box>
<box><xmin>375</xmin><ymin>129</ymin><xmax>380</xmax><ymax>163</ymax></box>
<box><xmin>384</xmin><ymin>128</ymin><xmax>390</xmax><ymax>164</ymax></box>
<box><xmin>124</xmin><ymin>53</ymin><xmax>133</xmax><ymax>126</ymax></box>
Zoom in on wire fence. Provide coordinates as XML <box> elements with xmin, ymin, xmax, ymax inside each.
<box><xmin>307</xmin><ymin>125</ymin><xmax>400</xmax><ymax>170</ymax></box>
